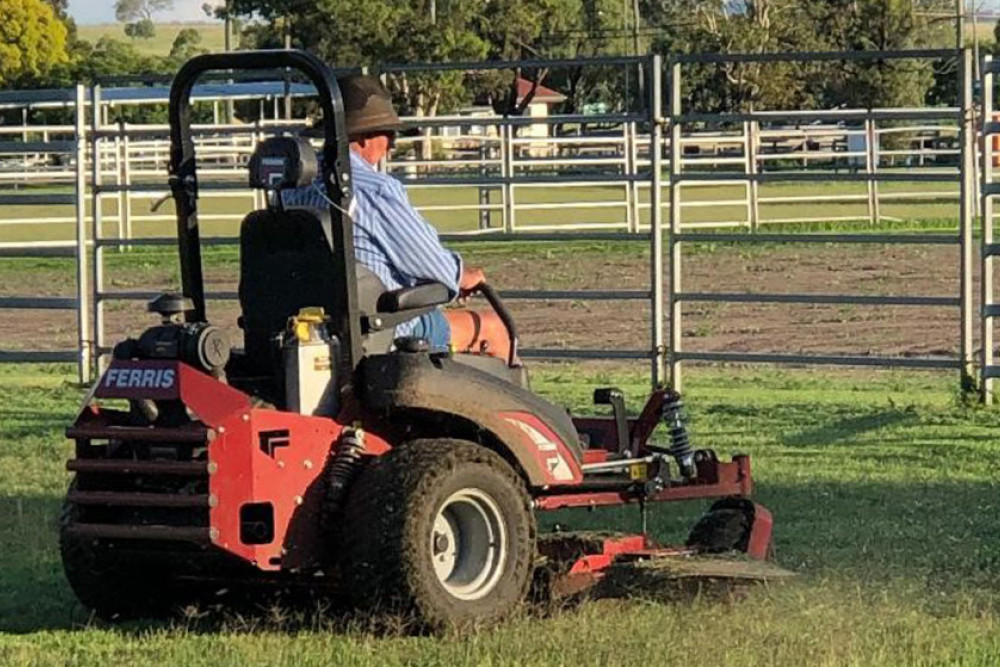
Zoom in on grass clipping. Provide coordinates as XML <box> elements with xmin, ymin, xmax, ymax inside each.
<box><xmin>594</xmin><ymin>554</ymin><xmax>795</xmax><ymax>604</ymax></box>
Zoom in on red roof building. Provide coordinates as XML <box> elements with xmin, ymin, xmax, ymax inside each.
<box><xmin>515</xmin><ymin>78</ymin><xmax>567</xmax><ymax>106</ymax></box>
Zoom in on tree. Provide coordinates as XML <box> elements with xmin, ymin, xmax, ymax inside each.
<box><xmin>124</xmin><ymin>19</ymin><xmax>157</xmax><ymax>40</ymax></box>
<box><xmin>230</xmin><ymin>0</ymin><xmax>489</xmax><ymax>116</ymax></box>
<box><xmin>169</xmin><ymin>28</ymin><xmax>208</xmax><ymax>62</ymax></box>
<box><xmin>0</xmin><ymin>0</ymin><xmax>70</xmax><ymax>88</ymax></box>
<box><xmin>115</xmin><ymin>0</ymin><xmax>174</xmax><ymax>39</ymax></box>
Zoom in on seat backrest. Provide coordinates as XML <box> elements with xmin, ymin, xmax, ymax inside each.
<box><xmin>238</xmin><ymin>208</ymin><xmax>342</xmax><ymax>366</ymax></box>
<box><xmin>238</xmin><ymin>207</ymin><xmax>393</xmax><ymax>367</ymax></box>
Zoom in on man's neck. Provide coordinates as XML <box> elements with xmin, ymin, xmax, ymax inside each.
<box><xmin>350</xmin><ymin>144</ymin><xmax>381</xmax><ymax>167</ymax></box>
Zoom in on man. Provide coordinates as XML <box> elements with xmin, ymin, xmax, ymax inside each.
<box><xmin>284</xmin><ymin>75</ymin><xmax>510</xmax><ymax>357</ymax></box>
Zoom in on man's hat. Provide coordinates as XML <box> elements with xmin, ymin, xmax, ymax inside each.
<box><xmin>305</xmin><ymin>74</ymin><xmax>405</xmax><ymax>139</ymax></box>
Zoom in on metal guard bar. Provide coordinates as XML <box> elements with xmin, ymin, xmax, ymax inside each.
<box><xmin>519</xmin><ymin>348</ymin><xmax>653</xmax><ymax>361</ymax></box>
<box><xmin>676</xmin><ymin>292</ymin><xmax>960</xmax><ymax>307</ymax></box>
<box><xmin>672</xmin><ymin>48</ymin><xmax>957</xmax><ymax>64</ymax></box>
<box><xmin>673</xmin><ymin>172</ymin><xmax>959</xmax><ymax>184</ymax></box>
<box><xmin>61</xmin><ymin>523</ymin><xmax>210</xmax><ymax>543</ymax></box>
<box><xmin>675</xmin><ymin>351</ymin><xmax>959</xmax><ymax>369</ymax></box>
<box><xmin>0</xmin><ymin>350</ymin><xmax>77</xmax><ymax>363</ymax></box>
<box><xmin>675</xmin><ymin>232</ymin><xmax>959</xmax><ymax>245</ymax></box>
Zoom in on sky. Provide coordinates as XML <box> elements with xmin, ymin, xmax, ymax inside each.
<box><xmin>68</xmin><ymin>0</ymin><xmax>222</xmax><ymax>25</ymax></box>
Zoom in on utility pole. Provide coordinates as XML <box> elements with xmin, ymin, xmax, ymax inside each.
<box><xmin>224</xmin><ymin>0</ymin><xmax>234</xmax><ymax>124</ymax></box>
<box><xmin>622</xmin><ymin>0</ymin><xmax>630</xmax><ymax>105</ymax></box>
<box><xmin>631</xmin><ymin>0</ymin><xmax>641</xmax><ymax>57</ymax></box>
<box><xmin>957</xmin><ymin>0</ymin><xmax>964</xmax><ymax>52</ymax></box>
<box><xmin>973</xmin><ymin>0</ymin><xmax>981</xmax><ymax>81</ymax></box>
<box><xmin>430</xmin><ymin>0</ymin><xmax>436</xmax><ymax>24</ymax></box>
<box><xmin>632</xmin><ymin>0</ymin><xmax>645</xmax><ymax>104</ymax></box>
<box><xmin>283</xmin><ymin>15</ymin><xmax>292</xmax><ymax>120</ymax></box>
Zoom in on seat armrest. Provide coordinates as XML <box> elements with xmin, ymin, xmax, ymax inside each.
<box><xmin>377</xmin><ymin>282</ymin><xmax>451</xmax><ymax>313</ymax></box>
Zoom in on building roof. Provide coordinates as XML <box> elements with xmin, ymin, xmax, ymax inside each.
<box><xmin>516</xmin><ymin>78</ymin><xmax>566</xmax><ymax>105</ymax></box>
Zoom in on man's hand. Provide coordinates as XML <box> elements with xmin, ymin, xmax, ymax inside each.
<box><xmin>459</xmin><ymin>267</ymin><xmax>486</xmax><ymax>299</ymax></box>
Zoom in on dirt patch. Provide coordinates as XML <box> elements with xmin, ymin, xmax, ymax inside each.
<box><xmin>0</xmin><ymin>243</ymin><xmax>981</xmax><ymax>361</ymax></box>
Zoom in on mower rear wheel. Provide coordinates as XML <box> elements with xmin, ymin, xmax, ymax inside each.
<box><xmin>339</xmin><ymin>439</ymin><xmax>536</xmax><ymax>629</ymax></box>
<box><xmin>59</xmin><ymin>481</ymin><xmax>179</xmax><ymax>620</ymax></box>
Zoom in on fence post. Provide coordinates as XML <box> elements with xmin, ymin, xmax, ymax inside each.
<box><xmin>649</xmin><ymin>55</ymin><xmax>665</xmax><ymax>387</ymax></box>
<box><xmin>478</xmin><ymin>135</ymin><xmax>490</xmax><ymax>230</ymax></box>
<box><xmin>624</xmin><ymin>121</ymin><xmax>637</xmax><ymax>233</ymax></box>
<box><xmin>745</xmin><ymin>120</ymin><xmax>760</xmax><ymax>231</ymax></box>
<box><xmin>865</xmin><ymin>113</ymin><xmax>880</xmax><ymax>226</ymax></box>
<box><xmin>960</xmin><ymin>47</ymin><xmax>976</xmax><ymax>393</ymax></box>
<box><xmin>74</xmin><ymin>84</ymin><xmax>91</xmax><ymax>384</ymax></box>
<box><xmin>982</xmin><ymin>54</ymin><xmax>995</xmax><ymax>404</ymax></box>
<box><xmin>251</xmin><ymin>120</ymin><xmax>263</xmax><ymax>211</ymax></box>
<box><xmin>121</xmin><ymin>122</ymin><xmax>133</xmax><ymax>248</ymax></box>
<box><xmin>90</xmin><ymin>84</ymin><xmax>106</xmax><ymax>375</ymax></box>
<box><xmin>113</xmin><ymin>122</ymin><xmax>125</xmax><ymax>249</ymax></box>
<box><xmin>502</xmin><ymin>124</ymin><xmax>516</xmax><ymax>233</ymax></box>
<box><xmin>667</xmin><ymin>59</ymin><xmax>683</xmax><ymax>392</ymax></box>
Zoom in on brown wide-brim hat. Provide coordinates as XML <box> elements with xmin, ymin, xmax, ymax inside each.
<box><xmin>304</xmin><ymin>74</ymin><xmax>405</xmax><ymax>139</ymax></box>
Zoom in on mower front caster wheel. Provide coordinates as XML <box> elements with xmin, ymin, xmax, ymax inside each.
<box><xmin>339</xmin><ymin>439</ymin><xmax>536</xmax><ymax>629</ymax></box>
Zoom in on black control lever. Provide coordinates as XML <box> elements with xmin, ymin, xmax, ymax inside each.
<box><xmin>477</xmin><ymin>283</ymin><xmax>520</xmax><ymax>368</ymax></box>
<box><xmin>594</xmin><ymin>387</ymin><xmax>629</xmax><ymax>455</ymax></box>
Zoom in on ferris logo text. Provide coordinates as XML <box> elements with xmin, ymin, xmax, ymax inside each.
<box><xmin>103</xmin><ymin>367</ymin><xmax>177</xmax><ymax>390</ymax></box>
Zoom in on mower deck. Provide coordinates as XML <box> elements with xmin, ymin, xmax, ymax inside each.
<box><xmin>539</xmin><ymin>531</ymin><xmax>789</xmax><ymax>600</ymax></box>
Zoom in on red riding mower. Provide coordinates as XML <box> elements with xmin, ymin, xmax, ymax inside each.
<box><xmin>61</xmin><ymin>51</ymin><xmax>774</xmax><ymax>628</ymax></box>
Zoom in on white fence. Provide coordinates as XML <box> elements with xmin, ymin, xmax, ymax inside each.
<box><xmin>0</xmin><ymin>112</ymin><xmax>965</xmax><ymax>242</ymax></box>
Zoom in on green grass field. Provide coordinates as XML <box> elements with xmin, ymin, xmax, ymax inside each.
<box><xmin>2</xmin><ymin>363</ymin><xmax>1000</xmax><ymax>665</ymax></box>
<box><xmin>76</xmin><ymin>23</ymin><xmax>226</xmax><ymax>57</ymax></box>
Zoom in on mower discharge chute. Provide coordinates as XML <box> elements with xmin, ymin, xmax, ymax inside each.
<box><xmin>60</xmin><ymin>50</ymin><xmax>776</xmax><ymax>627</ymax></box>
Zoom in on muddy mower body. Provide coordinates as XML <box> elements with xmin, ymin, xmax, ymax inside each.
<box><xmin>61</xmin><ymin>50</ymin><xmax>773</xmax><ymax>626</ymax></box>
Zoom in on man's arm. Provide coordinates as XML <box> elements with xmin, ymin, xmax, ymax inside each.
<box><xmin>367</xmin><ymin>183</ymin><xmax>463</xmax><ymax>298</ymax></box>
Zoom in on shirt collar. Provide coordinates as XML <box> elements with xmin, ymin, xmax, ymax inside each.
<box><xmin>349</xmin><ymin>150</ymin><xmax>376</xmax><ymax>173</ymax></box>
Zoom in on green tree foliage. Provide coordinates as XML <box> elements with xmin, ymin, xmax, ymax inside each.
<box><xmin>168</xmin><ymin>28</ymin><xmax>208</xmax><ymax>62</ymax></box>
<box><xmin>0</xmin><ymin>0</ymin><xmax>70</xmax><ymax>88</ymax></box>
<box><xmin>124</xmin><ymin>18</ymin><xmax>157</xmax><ymax>40</ymax></box>
<box><xmin>647</xmin><ymin>0</ymin><xmax>955</xmax><ymax>112</ymax></box>
<box><xmin>115</xmin><ymin>0</ymin><xmax>175</xmax><ymax>39</ymax></box>
<box><xmin>73</xmin><ymin>37</ymin><xmax>172</xmax><ymax>81</ymax></box>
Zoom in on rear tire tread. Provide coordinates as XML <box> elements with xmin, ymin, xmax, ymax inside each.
<box><xmin>338</xmin><ymin>439</ymin><xmax>536</xmax><ymax>629</ymax></box>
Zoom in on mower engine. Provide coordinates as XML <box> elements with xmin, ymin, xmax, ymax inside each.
<box><xmin>113</xmin><ymin>293</ymin><xmax>230</xmax><ymax>377</ymax></box>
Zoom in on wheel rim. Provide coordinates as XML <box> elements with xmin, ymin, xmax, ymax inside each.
<box><xmin>430</xmin><ymin>488</ymin><xmax>508</xmax><ymax>601</ymax></box>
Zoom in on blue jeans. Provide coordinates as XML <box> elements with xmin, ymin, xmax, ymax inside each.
<box><xmin>409</xmin><ymin>308</ymin><xmax>451</xmax><ymax>351</ymax></box>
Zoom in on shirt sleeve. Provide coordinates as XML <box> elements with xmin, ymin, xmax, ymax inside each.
<box><xmin>367</xmin><ymin>181</ymin><xmax>463</xmax><ymax>299</ymax></box>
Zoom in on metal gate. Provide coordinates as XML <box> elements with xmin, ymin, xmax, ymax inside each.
<box><xmin>980</xmin><ymin>55</ymin><xmax>1000</xmax><ymax>403</ymax></box>
<box><xmin>665</xmin><ymin>49</ymin><xmax>976</xmax><ymax>392</ymax></box>
<box><xmin>0</xmin><ymin>85</ymin><xmax>91</xmax><ymax>383</ymax></box>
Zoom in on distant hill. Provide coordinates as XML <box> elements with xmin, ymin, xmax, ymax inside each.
<box><xmin>76</xmin><ymin>23</ymin><xmax>227</xmax><ymax>57</ymax></box>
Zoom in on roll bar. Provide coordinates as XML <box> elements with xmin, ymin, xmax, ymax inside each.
<box><xmin>167</xmin><ymin>50</ymin><xmax>363</xmax><ymax>370</ymax></box>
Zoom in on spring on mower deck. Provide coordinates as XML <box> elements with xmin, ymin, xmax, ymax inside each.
<box><xmin>325</xmin><ymin>427</ymin><xmax>366</xmax><ymax>516</ymax></box>
<box><xmin>663</xmin><ymin>393</ymin><xmax>696</xmax><ymax>478</ymax></box>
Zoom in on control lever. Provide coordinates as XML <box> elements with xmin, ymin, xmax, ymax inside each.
<box><xmin>476</xmin><ymin>283</ymin><xmax>520</xmax><ymax>368</ymax></box>
<box><xmin>150</xmin><ymin>192</ymin><xmax>172</xmax><ymax>212</ymax></box>
<box><xmin>594</xmin><ymin>387</ymin><xmax>629</xmax><ymax>455</ymax></box>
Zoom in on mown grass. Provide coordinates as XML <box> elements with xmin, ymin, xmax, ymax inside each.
<box><xmin>2</xmin><ymin>362</ymin><xmax>1000</xmax><ymax>665</ymax></box>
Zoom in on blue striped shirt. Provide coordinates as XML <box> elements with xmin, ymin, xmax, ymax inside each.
<box><xmin>282</xmin><ymin>151</ymin><xmax>462</xmax><ymax>336</ymax></box>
